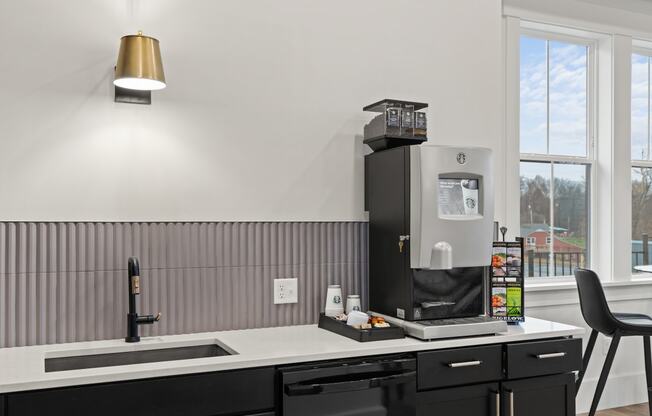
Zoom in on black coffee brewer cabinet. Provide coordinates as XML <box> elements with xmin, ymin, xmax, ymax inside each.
<box><xmin>365</xmin><ymin>146</ymin><xmax>413</xmax><ymax>319</ymax></box>
<box><xmin>365</xmin><ymin>146</ymin><xmax>485</xmax><ymax>321</ymax></box>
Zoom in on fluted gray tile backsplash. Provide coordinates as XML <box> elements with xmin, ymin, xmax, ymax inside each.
<box><xmin>0</xmin><ymin>222</ymin><xmax>368</xmax><ymax>348</ymax></box>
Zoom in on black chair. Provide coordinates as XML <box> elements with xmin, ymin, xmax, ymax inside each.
<box><xmin>575</xmin><ymin>268</ymin><xmax>652</xmax><ymax>416</ymax></box>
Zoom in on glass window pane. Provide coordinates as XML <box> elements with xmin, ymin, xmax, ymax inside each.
<box><xmin>553</xmin><ymin>163</ymin><xmax>589</xmax><ymax>276</ymax></box>
<box><xmin>548</xmin><ymin>41</ymin><xmax>588</xmax><ymax>157</ymax></box>
<box><xmin>520</xmin><ymin>37</ymin><xmax>548</xmax><ymax>154</ymax></box>
<box><xmin>520</xmin><ymin>162</ymin><xmax>590</xmax><ymax>277</ymax></box>
<box><xmin>632</xmin><ymin>168</ymin><xmax>652</xmax><ymax>269</ymax></box>
<box><xmin>632</xmin><ymin>54</ymin><xmax>649</xmax><ymax>160</ymax></box>
<box><xmin>520</xmin><ymin>161</ymin><xmax>551</xmax><ymax>277</ymax></box>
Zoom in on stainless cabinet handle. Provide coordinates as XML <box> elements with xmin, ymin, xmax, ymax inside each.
<box><xmin>535</xmin><ymin>352</ymin><xmax>567</xmax><ymax>359</ymax></box>
<box><xmin>492</xmin><ymin>391</ymin><xmax>500</xmax><ymax>416</ymax></box>
<box><xmin>507</xmin><ymin>389</ymin><xmax>514</xmax><ymax>416</ymax></box>
<box><xmin>448</xmin><ymin>360</ymin><xmax>482</xmax><ymax>368</ymax></box>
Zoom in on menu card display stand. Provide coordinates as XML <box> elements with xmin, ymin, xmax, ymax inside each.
<box><xmin>489</xmin><ymin>238</ymin><xmax>525</xmax><ymax>323</ymax></box>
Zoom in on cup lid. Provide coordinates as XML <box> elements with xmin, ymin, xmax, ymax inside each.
<box><xmin>328</xmin><ymin>285</ymin><xmax>341</xmax><ymax>288</ymax></box>
<box><xmin>347</xmin><ymin>295</ymin><xmax>360</xmax><ymax>298</ymax></box>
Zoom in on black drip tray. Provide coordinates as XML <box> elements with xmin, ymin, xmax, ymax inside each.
<box><xmin>45</xmin><ymin>344</ymin><xmax>232</xmax><ymax>372</ymax></box>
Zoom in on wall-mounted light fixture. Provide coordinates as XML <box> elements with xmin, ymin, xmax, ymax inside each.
<box><xmin>114</xmin><ymin>31</ymin><xmax>166</xmax><ymax>105</ymax></box>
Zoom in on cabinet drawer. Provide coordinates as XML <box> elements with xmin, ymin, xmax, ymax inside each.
<box><xmin>418</xmin><ymin>345</ymin><xmax>503</xmax><ymax>390</ymax></box>
<box><xmin>7</xmin><ymin>367</ymin><xmax>275</xmax><ymax>416</ymax></box>
<box><xmin>505</xmin><ymin>338</ymin><xmax>582</xmax><ymax>379</ymax></box>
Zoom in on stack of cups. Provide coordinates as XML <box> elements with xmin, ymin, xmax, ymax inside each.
<box><xmin>346</xmin><ymin>295</ymin><xmax>361</xmax><ymax>314</ymax></box>
<box><xmin>324</xmin><ymin>285</ymin><xmax>344</xmax><ymax>317</ymax></box>
<box><xmin>324</xmin><ymin>285</ymin><xmax>362</xmax><ymax>317</ymax></box>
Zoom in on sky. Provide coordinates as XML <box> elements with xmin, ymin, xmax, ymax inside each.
<box><xmin>632</xmin><ymin>53</ymin><xmax>649</xmax><ymax>160</ymax></box>
<box><xmin>520</xmin><ymin>37</ymin><xmax>651</xmax><ymax>167</ymax></box>
<box><xmin>520</xmin><ymin>36</ymin><xmax>588</xmax><ymax>157</ymax></box>
<box><xmin>520</xmin><ymin>36</ymin><xmax>589</xmax><ymax>183</ymax></box>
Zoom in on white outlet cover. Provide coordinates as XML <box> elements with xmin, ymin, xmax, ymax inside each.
<box><xmin>274</xmin><ymin>278</ymin><xmax>298</xmax><ymax>304</ymax></box>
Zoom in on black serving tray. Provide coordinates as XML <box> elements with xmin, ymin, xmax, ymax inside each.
<box><xmin>363</xmin><ymin>135</ymin><xmax>428</xmax><ymax>152</ymax></box>
<box><xmin>318</xmin><ymin>313</ymin><xmax>405</xmax><ymax>342</ymax></box>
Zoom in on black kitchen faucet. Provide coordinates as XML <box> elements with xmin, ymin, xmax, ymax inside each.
<box><xmin>125</xmin><ymin>257</ymin><xmax>161</xmax><ymax>342</ymax></box>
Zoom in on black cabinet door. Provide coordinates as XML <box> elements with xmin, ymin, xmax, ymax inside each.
<box><xmin>366</xmin><ymin>147</ymin><xmax>412</xmax><ymax>319</ymax></box>
<box><xmin>7</xmin><ymin>367</ymin><xmax>275</xmax><ymax>416</ymax></box>
<box><xmin>417</xmin><ymin>382</ymin><xmax>500</xmax><ymax>416</ymax></box>
<box><xmin>501</xmin><ymin>373</ymin><xmax>575</xmax><ymax>416</ymax></box>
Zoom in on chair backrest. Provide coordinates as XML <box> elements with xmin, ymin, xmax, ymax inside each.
<box><xmin>575</xmin><ymin>268</ymin><xmax>619</xmax><ymax>336</ymax></box>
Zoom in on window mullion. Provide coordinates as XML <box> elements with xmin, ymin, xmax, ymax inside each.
<box><xmin>550</xmin><ymin>162</ymin><xmax>556</xmax><ymax>276</ymax></box>
<box><xmin>586</xmin><ymin>45</ymin><xmax>590</xmax><ymax>159</ymax></box>
<box><xmin>521</xmin><ymin>154</ymin><xmax>592</xmax><ymax>164</ymax></box>
<box><xmin>546</xmin><ymin>40</ymin><xmax>551</xmax><ymax>155</ymax></box>
<box><xmin>644</xmin><ymin>57</ymin><xmax>650</xmax><ymax>160</ymax></box>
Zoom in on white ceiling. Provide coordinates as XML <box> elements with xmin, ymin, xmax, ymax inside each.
<box><xmin>577</xmin><ymin>0</ymin><xmax>652</xmax><ymax>15</ymax></box>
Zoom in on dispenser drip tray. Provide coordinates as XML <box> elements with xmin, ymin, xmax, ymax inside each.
<box><xmin>370</xmin><ymin>313</ymin><xmax>508</xmax><ymax>341</ymax></box>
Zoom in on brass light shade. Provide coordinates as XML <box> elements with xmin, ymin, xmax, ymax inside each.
<box><xmin>114</xmin><ymin>31</ymin><xmax>166</xmax><ymax>91</ymax></box>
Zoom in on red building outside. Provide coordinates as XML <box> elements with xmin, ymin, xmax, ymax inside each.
<box><xmin>525</xmin><ymin>230</ymin><xmax>582</xmax><ymax>253</ymax></box>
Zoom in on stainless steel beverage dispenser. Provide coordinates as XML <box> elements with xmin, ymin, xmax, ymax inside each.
<box><xmin>365</xmin><ymin>143</ymin><xmax>506</xmax><ymax>339</ymax></box>
<box><xmin>409</xmin><ymin>145</ymin><xmax>494</xmax><ymax>270</ymax></box>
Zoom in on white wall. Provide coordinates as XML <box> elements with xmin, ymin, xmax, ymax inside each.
<box><xmin>0</xmin><ymin>0</ymin><xmax>504</xmax><ymax>222</ymax></box>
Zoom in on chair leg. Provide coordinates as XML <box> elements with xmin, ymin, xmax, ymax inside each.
<box><xmin>644</xmin><ymin>336</ymin><xmax>652</xmax><ymax>415</ymax></box>
<box><xmin>588</xmin><ymin>332</ymin><xmax>621</xmax><ymax>416</ymax></box>
<box><xmin>577</xmin><ymin>329</ymin><xmax>599</xmax><ymax>395</ymax></box>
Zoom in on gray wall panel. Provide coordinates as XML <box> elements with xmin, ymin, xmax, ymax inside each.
<box><xmin>0</xmin><ymin>222</ymin><xmax>368</xmax><ymax>348</ymax></box>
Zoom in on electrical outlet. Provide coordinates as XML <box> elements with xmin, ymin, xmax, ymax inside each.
<box><xmin>274</xmin><ymin>278</ymin><xmax>298</xmax><ymax>304</ymax></box>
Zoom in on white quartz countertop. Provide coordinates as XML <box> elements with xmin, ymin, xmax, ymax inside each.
<box><xmin>0</xmin><ymin>317</ymin><xmax>584</xmax><ymax>393</ymax></box>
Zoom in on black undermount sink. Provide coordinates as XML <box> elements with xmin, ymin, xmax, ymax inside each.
<box><xmin>45</xmin><ymin>344</ymin><xmax>233</xmax><ymax>372</ymax></box>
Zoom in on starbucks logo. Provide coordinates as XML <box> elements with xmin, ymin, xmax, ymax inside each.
<box><xmin>333</xmin><ymin>295</ymin><xmax>341</xmax><ymax>304</ymax></box>
<box><xmin>456</xmin><ymin>152</ymin><xmax>467</xmax><ymax>165</ymax></box>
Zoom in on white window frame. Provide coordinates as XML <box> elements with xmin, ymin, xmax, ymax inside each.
<box><xmin>505</xmin><ymin>11</ymin><xmax>652</xmax><ymax>287</ymax></box>
<box><xmin>631</xmin><ymin>47</ymin><xmax>652</xmax><ymax>272</ymax></box>
<box><xmin>518</xmin><ymin>26</ymin><xmax>597</xmax><ymax>281</ymax></box>
<box><xmin>632</xmin><ymin>47</ymin><xmax>652</xmax><ymax>168</ymax></box>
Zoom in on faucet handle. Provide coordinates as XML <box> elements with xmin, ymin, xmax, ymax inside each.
<box><xmin>136</xmin><ymin>312</ymin><xmax>162</xmax><ymax>325</ymax></box>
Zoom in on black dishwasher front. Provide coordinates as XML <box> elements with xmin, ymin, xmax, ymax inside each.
<box><xmin>279</xmin><ymin>354</ymin><xmax>416</xmax><ymax>416</ymax></box>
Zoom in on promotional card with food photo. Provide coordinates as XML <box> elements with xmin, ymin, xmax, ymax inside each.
<box><xmin>489</xmin><ymin>240</ymin><xmax>524</xmax><ymax>322</ymax></box>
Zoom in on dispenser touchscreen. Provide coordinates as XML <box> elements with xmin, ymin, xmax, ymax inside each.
<box><xmin>438</xmin><ymin>178</ymin><xmax>479</xmax><ymax>216</ymax></box>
